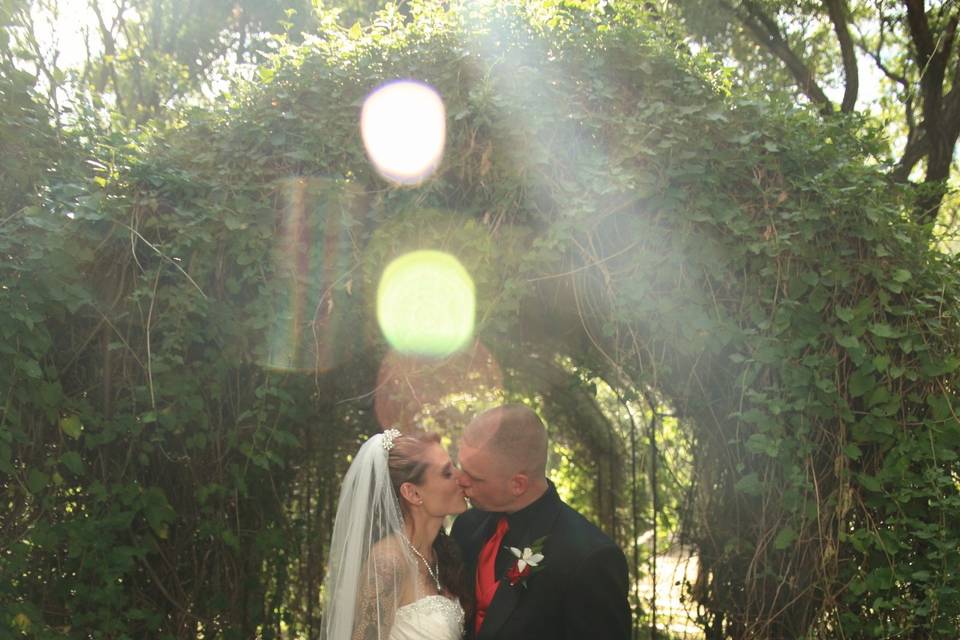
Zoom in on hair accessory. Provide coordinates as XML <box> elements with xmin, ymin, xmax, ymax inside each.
<box><xmin>382</xmin><ymin>428</ymin><xmax>402</xmax><ymax>452</ymax></box>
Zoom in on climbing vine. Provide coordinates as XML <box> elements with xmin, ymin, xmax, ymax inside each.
<box><xmin>2</xmin><ymin>2</ymin><xmax>959</xmax><ymax>638</ymax></box>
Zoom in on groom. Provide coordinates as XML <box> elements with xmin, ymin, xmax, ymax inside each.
<box><xmin>451</xmin><ymin>404</ymin><xmax>631</xmax><ymax>640</ymax></box>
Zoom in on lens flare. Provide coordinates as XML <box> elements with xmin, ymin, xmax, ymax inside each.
<box><xmin>360</xmin><ymin>81</ymin><xmax>446</xmax><ymax>185</ymax></box>
<box><xmin>374</xmin><ymin>342</ymin><xmax>504</xmax><ymax>430</ymax></box>
<box><xmin>262</xmin><ymin>177</ymin><xmax>361</xmax><ymax>372</ymax></box>
<box><xmin>377</xmin><ymin>250</ymin><xmax>475</xmax><ymax>357</ymax></box>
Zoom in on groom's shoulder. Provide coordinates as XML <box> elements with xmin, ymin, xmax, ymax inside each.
<box><xmin>450</xmin><ymin>507</ymin><xmax>486</xmax><ymax>539</ymax></box>
<box><xmin>455</xmin><ymin>507</ymin><xmax>487</xmax><ymax>526</ymax></box>
<box><xmin>553</xmin><ymin>500</ymin><xmax>620</xmax><ymax>555</ymax></box>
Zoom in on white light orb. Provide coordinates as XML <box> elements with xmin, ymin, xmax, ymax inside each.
<box><xmin>360</xmin><ymin>81</ymin><xmax>446</xmax><ymax>186</ymax></box>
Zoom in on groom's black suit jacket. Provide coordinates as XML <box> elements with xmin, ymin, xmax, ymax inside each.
<box><xmin>451</xmin><ymin>481</ymin><xmax>631</xmax><ymax>640</ymax></box>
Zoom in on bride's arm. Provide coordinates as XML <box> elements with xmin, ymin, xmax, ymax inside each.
<box><xmin>351</xmin><ymin>541</ymin><xmax>408</xmax><ymax>640</ymax></box>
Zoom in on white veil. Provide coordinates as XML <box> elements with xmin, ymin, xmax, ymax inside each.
<box><xmin>321</xmin><ymin>431</ymin><xmax>416</xmax><ymax>640</ymax></box>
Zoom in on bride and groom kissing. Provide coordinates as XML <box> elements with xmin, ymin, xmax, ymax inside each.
<box><xmin>321</xmin><ymin>404</ymin><xmax>631</xmax><ymax>640</ymax></box>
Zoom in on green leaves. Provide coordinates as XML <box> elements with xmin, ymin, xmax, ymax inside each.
<box><xmin>735</xmin><ymin>472</ymin><xmax>763</xmax><ymax>496</ymax></box>
<box><xmin>868</xmin><ymin>323</ymin><xmax>904</xmax><ymax>339</ymax></box>
<box><xmin>60</xmin><ymin>415</ymin><xmax>83</xmax><ymax>439</ymax></box>
<box><xmin>141</xmin><ymin>487</ymin><xmax>175</xmax><ymax>540</ymax></box>
<box><xmin>27</xmin><ymin>469</ymin><xmax>49</xmax><ymax>494</ymax></box>
<box><xmin>348</xmin><ymin>21</ymin><xmax>362</xmax><ymax>40</ymax></box>
<box><xmin>920</xmin><ymin>357</ymin><xmax>960</xmax><ymax>377</ymax></box>
<box><xmin>773</xmin><ymin>526</ymin><xmax>797</xmax><ymax>550</ymax></box>
<box><xmin>857</xmin><ymin>473</ymin><xmax>883</xmax><ymax>493</ymax></box>
<box><xmin>892</xmin><ymin>269</ymin><xmax>911</xmax><ymax>283</ymax></box>
<box><xmin>847</xmin><ymin>368</ymin><xmax>876</xmax><ymax>398</ymax></box>
<box><xmin>835</xmin><ymin>306</ymin><xmax>854</xmax><ymax>322</ymax></box>
<box><xmin>843</xmin><ymin>443</ymin><xmax>862</xmax><ymax>460</ymax></box>
<box><xmin>16</xmin><ymin>358</ymin><xmax>43</xmax><ymax>379</ymax></box>
<box><xmin>745</xmin><ymin>433</ymin><xmax>780</xmax><ymax>458</ymax></box>
<box><xmin>60</xmin><ymin>451</ymin><xmax>84</xmax><ymax>476</ymax></box>
<box><xmin>3</xmin><ymin>3</ymin><xmax>960</xmax><ymax>639</ymax></box>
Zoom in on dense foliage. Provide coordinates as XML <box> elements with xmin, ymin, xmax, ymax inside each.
<box><xmin>3</xmin><ymin>2</ymin><xmax>960</xmax><ymax>638</ymax></box>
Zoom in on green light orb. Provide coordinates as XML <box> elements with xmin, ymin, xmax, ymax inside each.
<box><xmin>377</xmin><ymin>251</ymin><xmax>475</xmax><ymax>357</ymax></box>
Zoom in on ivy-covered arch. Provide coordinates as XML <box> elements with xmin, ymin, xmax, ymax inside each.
<box><xmin>4</xmin><ymin>3</ymin><xmax>960</xmax><ymax>638</ymax></box>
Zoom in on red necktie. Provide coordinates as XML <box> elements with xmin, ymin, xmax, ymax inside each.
<box><xmin>474</xmin><ymin>516</ymin><xmax>509</xmax><ymax>634</ymax></box>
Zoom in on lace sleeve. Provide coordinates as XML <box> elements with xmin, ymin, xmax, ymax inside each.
<box><xmin>351</xmin><ymin>539</ymin><xmax>410</xmax><ymax>640</ymax></box>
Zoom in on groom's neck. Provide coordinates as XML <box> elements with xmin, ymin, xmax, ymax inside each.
<box><xmin>505</xmin><ymin>477</ymin><xmax>549</xmax><ymax>514</ymax></box>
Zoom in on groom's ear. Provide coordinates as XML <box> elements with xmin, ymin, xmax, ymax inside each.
<box><xmin>399</xmin><ymin>482</ymin><xmax>421</xmax><ymax>506</ymax></box>
<box><xmin>509</xmin><ymin>473</ymin><xmax>529</xmax><ymax>496</ymax></box>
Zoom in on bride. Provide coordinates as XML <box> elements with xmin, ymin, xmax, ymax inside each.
<box><xmin>321</xmin><ymin>428</ymin><xmax>472</xmax><ymax>640</ymax></box>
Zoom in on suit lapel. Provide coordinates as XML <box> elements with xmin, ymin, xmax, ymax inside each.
<box><xmin>476</xmin><ymin>493</ymin><xmax>562</xmax><ymax>640</ymax></box>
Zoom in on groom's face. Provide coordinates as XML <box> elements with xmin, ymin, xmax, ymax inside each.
<box><xmin>456</xmin><ymin>443</ymin><xmax>512</xmax><ymax>512</ymax></box>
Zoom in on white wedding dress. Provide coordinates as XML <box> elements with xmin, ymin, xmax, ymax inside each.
<box><xmin>389</xmin><ymin>595</ymin><xmax>465</xmax><ymax>640</ymax></box>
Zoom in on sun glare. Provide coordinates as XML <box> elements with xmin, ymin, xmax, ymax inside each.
<box><xmin>376</xmin><ymin>250</ymin><xmax>475</xmax><ymax>357</ymax></box>
<box><xmin>360</xmin><ymin>81</ymin><xmax>446</xmax><ymax>186</ymax></box>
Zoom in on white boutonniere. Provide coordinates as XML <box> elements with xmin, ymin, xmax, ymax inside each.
<box><xmin>504</xmin><ymin>536</ymin><xmax>546</xmax><ymax>587</ymax></box>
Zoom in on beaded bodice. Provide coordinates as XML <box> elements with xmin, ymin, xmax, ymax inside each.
<box><xmin>389</xmin><ymin>595</ymin><xmax>464</xmax><ymax>640</ymax></box>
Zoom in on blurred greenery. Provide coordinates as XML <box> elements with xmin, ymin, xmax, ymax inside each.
<box><xmin>3</xmin><ymin>1</ymin><xmax>960</xmax><ymax>639</ymax></box>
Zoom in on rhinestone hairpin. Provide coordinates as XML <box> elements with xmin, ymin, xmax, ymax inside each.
<box><xmin>382</xmin><ymin>428</ymin><xmax>402</xmax><ymax>452</ymax></box>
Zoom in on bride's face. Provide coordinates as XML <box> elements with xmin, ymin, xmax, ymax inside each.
<box><xmin>415</xmin><ymin>443</ymin><xmax>469</xmax><ymax>517</ymax></box>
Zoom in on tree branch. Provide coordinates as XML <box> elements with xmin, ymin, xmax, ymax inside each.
<box><xmin>899</xmin><ymin>0</ymin><xmax>959</xmax><ymax>223</ymax></box>
<box><xmin>857</xmin><ymin>3</ymin><xmax>919</xmax><ymax>134</ymax></box>
<box><xmin>905</xmin><ymin>0</ymin><xmax>948</xmax><ymax>122</ymax></box>
<box><xmin>859</xmin><ymin>42</ymin><xmax>909</xmax><ymax>87</ymax></box>
<box><xmin>944</xmin><ymin>38</ymin><xmax>960</xmax><ymax>139</ymax></box>
<box><xmin>941</xmin><ymin>9</ymin><xmax>960</xmax><ymax>141</ymax></box>
<box><xmin>905</xmin><ymin>0</ymin><xmax>935</xmax><ymax>64</ymax></box>
<box><xmin>20</xmin><ymin>5</ymin><xmax>62</xmax><ymax>129</ymax></box>
<box><xmin>891</xmin><ymin>131</ymin><xmax>929</xmax><ymax>182</ymax></box>
<box><xmin>720</xmin><ymin>0</ymin><xmax>835</xmax><ymax>112</ymax></box>
<box><xmin>857</xmin><ymin>37</ymin><xmax>919</xmax><ymax>137</ymax></box>
<box><xmin>823</xmin><ymin>0</ymin><xmax>859</xmax><ymax>112</ymax></box>
<box><xmin>90</xmin><ymin>1</ymin><xmax>113</xmax><ymax>88</ymax></box>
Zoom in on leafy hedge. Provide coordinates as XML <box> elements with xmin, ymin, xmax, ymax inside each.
<box><xmin>3</xmin><ymin>2</ymin><xmax>959</xmax><ymax>638</ymax></box>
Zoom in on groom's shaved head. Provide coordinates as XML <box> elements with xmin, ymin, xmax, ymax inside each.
<box><xmin>463</xmin><ymin>404</ymin><xmax>548</xmax><ymax>477</ymax></box>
